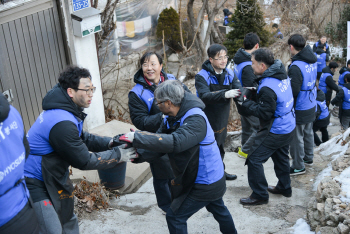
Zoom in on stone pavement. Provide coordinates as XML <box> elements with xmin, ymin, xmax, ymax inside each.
<box><xmin>70</xmin><ymin>120</ymin><xmax>151</xmax><ymax>194</ymax></box>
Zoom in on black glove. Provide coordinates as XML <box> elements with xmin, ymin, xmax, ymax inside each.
<box><xmin>110</xmin><ymin>133</ymin><xmax>127</xmax><ymax>148</ymax></box>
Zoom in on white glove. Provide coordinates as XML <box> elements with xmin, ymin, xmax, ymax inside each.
<box><xmin>119</xmin><ymin>132</ymin><xmax>135</xmax><ymax>143</ymax></box>
<box><xmin>118</xmin><ymin>146</ymin><xmax>138</xmax><ymax>162</ymax></box>
<box><xmin>225</xmin><ymin>89</ymin><xmax>241</xmax><ymax>99</ymax></box>
<box><xmin>245</xmin><ymin>87</ymin><xmax>257</xmax><ymax>91</ymax></box>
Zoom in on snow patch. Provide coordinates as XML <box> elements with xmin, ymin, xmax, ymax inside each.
<box><xmin>292</xmin><ymin>218</ymin><xmax>315</xmax><ymax>234</ymax></box>
<box><xmin>336</xmin><ymin>167</ymin><xmax>350</xmax><ymax>203</ymax></box>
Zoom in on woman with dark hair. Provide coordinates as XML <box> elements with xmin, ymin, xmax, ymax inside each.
<box><xmin>128</xmin><ymin>51</ymin><xmax>189</xmax><ymax>213</ymax></box>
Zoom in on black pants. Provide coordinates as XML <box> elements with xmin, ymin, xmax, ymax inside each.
<box><xmin>313</xmin><ymin>125</ymin><xmax>329</xmax><ymax>146</ymax></box>
<box><xmin>247</xmin><ymin>144</ymin><xmax>291</xmax><ymax>200</ymax></box>
<box><xmin>0</xmin><ymin>200</ymin><xmax>40</xmax><ymax>234</ymax></box>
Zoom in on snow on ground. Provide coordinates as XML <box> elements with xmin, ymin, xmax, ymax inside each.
<box><xmin>292</xmin><ymin>219</ymin><xmax>315</xmax><ymax>234</ymax></box>
<box><xmin>336</xmin><ymin>167</ymin><xmax>350</xmax><ymax>203</ymax></box>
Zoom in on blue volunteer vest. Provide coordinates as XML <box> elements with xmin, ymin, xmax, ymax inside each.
<box><xmin>24</xmin><ymin>109</ymin><xmax>83</xmax><ymax>181</ymax></box>
<box><xmin>290</xmin><ymin>61</ymin><xmax>317</xmax><ymax>110</ymax></box>
<box><xmin>234</xmin><ymin>61</ymin><xmax>252</xmax><ymax>86</ymax></box>
<box><xmin>130</xmin><ymin>74</ymin><xmax>176</xmax><ymax>113</ymax></box>
<box><xmin>164</xmin><ymin>108</ymin><xmax>224</xmax><ymax>184</ymax></box>
<box><xmin>224</xmin><ymin>16</ymin><xmax>229</xmax><ymax>26</ymax></box>
<box><xmin>317</xmin><ymin>100</ymin><xmax>329</xmax><ymax>120</ymax></box>
<box><xmin>315</xmin><ymin>42</ymin><xmax>329</xmax><ymax>50</ymax></box>
<box><xmin>315</xmin><ymin>53</ymin><xmax>327</xmax><ymax>72</ymax></box>
<box><xmin>196</xmin><ymin>68</ymin><xmax>235</xmax><ymax>96</ymax></box>
<box><xmin>258</xmin><ymin>77</ymin><xmax>295</xmax><ymax>134</ymax></box>
<box><xmin>0</xmin><ymin>106</ymin><xmax>29</xmax><ymax>226</ymax></box>
<box><xmin>342</xmin><ymin>87</ymin><xmax>350</xmax><ymax>110</ymax></box>
<box><xmin>319</xmin><ymin>73</ymin><xmax>332</xmax><ymax>94</ymax></box>
<box><xmin>339</xmin><ymin>71</ymin><xmax>350</xmax><ymax>87</ymax></box>
<box><xmin>277</xmin><ymin>31</ymin><xmax>283</xmax><ymax>39</ymax></box>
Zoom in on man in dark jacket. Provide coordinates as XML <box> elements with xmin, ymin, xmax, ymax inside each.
<box><xmin>338</xmin><ymin>60</ymin><xmax>350</xmax><ymax>87</ymax></box>
<box><xmin>314</xmin><ymin>89</ymin><xmax>330</xmax><ymax>146</ymax></box>
<box><xmin>287</xmin><ymin>34</ymin><xmax>317</xmax><ymax>175</ymax></box>
<box><xmin>331</xmin><ymin>73</ymin><xmax>350</xmax><ymax>130</ymax></box>
<box><xmin>233</xmin><ymin>32</ymin><xmax>260</xmax><ymax>158</ymax></box>
<box><xmin>129</xmin><ymin>51</ymin><xmax>187</xmax><ymax>212</ymax></box>
<box><xmin>223</xmin><ymin>8</ymin><xmax>233</xmax><ymax>26</ymax></box>
<box><xmin>24</xmin><ymin>66</ymin><xmax>137</xmax><ymax>234</ymax></box>
<box><xmin>272</xmin><ymin>23</ymin><xmax>283</xmax><ymax>39</ymax></box>
<box><xmin>313</xmin><ymin>36</ymin><xmax>330</xmax><ymax>56</ymax></box>
<box><xmin>319</xmin><ymin>61</ymin><xmax>339</xmax><ymax>107</ymax></box>
<box><xmin>0</xmin><ymin>93</ymin><xmax>40</xmax><ymax>234</ymax></box>
<box><xmin>195</xmin><ymin>44</ymin><xmax>242</xmax><ymax>180</ymax></box>
<box><xmin>123</xmin><ymin>80</ymin><xmax>237</xmax><ymax>234</ymax></box>
<box><xmin>239</xmin><ymin>48</ymin><xmax>295</xmax><ymax>205</ymax></box>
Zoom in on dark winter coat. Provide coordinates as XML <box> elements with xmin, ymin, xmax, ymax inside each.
<box><xmin>331</xmin><ymin>82</ymin><xmax>350</xmax><ymax>118</ymax></box>
<box><xmin>25</xmin><ymin>84</ymin><xmax>125</xmax><ymax>223</ymax></box>
<box><xmin>195</xmin><ymin>60</ymin><xmax>242</xmax><ymax>145</ymax></box>
<box><xmin>288</xmin><ymin>45</ymin><xmax>317</xmax><ymax>124</ymax></box>
<box><xmin>233</xmin><ymin>48</ymin><xmax>257</xmax><ymax>87</ymax></box>
<box><xmin>128</xmin><ymin>69</ymin><xmax>188</xmax><ymax>179</ymax></box>
<box><xmin>321</xmin><ymin>66</ymin><xmax>339</xmax><ymax>102</ymax></box>
<box><xmin>133</xmin><ymin>92</ymin><xmax>226</xmax><ymax>212</ymax></box>
<box><xmin>241</xmin><ymin>60</ymin><xmax>295</xmax><ymax>151</ymax></box>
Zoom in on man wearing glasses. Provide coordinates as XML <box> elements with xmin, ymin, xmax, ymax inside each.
<box><xmin>24</xmin><ymin>66</ymin><xmax>137</xmax><ymax>234</ymax></box>
<box><xmin>195</xmin><ymin>44</ymin><xmax>242</xmax><ymax>180</ymax></box>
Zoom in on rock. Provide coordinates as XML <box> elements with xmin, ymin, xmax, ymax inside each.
<box><xmin>318</xmin><ymin>203</ymin><xmax>326</xmax><ymax>213</ymax></box>
<box><xmin>339</xmin><ymin>214</ymin><xmax>349</xmax><ymax>222</ymax></box>
<box><xmin>332</xmin><ymin>171</ymin><xmax>341</xmax><ymax>178</ymax></box>
<box><xmin>326</xmin><ymin>199</ymin><xmax>334</xmax><ymax>219</ymax></box>
<box><xmin>224</xmin><ymin>131</ymin><xmax>242</xmax><ymax>152</ymax></box>
<box><xmin>330</xmin><ymin>212</ymin><xmax>340</xmax><ymax>223</ymax></box>
<box><xmin>317</xmin><ymin>183</ymin><xmax>323</xmax><ymax>202</ymax></box>
<box><xmin>334</xmin><ymin>198</ymin><xmax>342</xmax><ymax>204</ymax></box>
<box><xmin>168</xmin><ymin>54</ymin><xmax>179</xmax><ymax>62</ymax></box>
<box><xmin>327</xmin><ymin>220</ymin><xmax>338</xmax><ymax>227</ymax></box>
<box><xmin>318</xmin><ymin>226</ymin><xmax>338</xmax><ymax>234</ymax></box>
<box><xmin>338</xmin><ymin>223</ymin><xmax>350</xmax><ymax>234</ymax></box>
<box><xmin>344</xmin><ymin>219</ymin><xmax>350</xmax><ymax>225</ymax></box>
<box><xmin>340</xmin><ymin>204</ymin><xmax>348</xmax><ymax>209</ymax></box>
<box><xmin>336</xmin><ymin>210</ymin><xmax>341</xmax><ymax>215</ymax></box>
<box><xmin>321</xmin><ymin>178</ymin><xmax>341</xmax><ymax>199</ymax></box>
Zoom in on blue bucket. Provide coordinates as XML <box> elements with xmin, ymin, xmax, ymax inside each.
<box><xmin>98</xmin><ymin>162</ymin><xmax>127</xmax><ymax>189</ymax></box>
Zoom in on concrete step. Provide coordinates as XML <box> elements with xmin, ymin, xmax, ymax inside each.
<box><xmin>70</xmin><ymin>120</ymin><xmax>151</xmax><ymax>194</ymax></box>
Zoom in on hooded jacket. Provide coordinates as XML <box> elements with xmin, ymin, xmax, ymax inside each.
<box><xmin>133</xmin><ymin>92</ymin><xmax>226</xmax><ymax>212</ymax></box>
<box><xmin>242</xmin><ymin>60</ymin><xmax>295</xmax><ymax>149</ymax></box>
<box><xmin>320</xmin><ymin>66</ymin><xmax>339</xmax><ymax>101</ymax></box>
<box><xmin>24</xmin><ymin>84</ymin><xmax>125</xmax><ymax>223</ymax></box>
<box><xmin>288</xmin><ymin>45</ymin><xmax>317</xmax><ymax>124</ymax></box>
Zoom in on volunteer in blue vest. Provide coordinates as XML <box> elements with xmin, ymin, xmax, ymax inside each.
<box><xmin>287</xmin><ymin>34</ymin><xmax>317</xmax><ymax>175</ymax></box>
<box><xmin>223</xmin><ymin>8</ymin><xmax>233</xmax><ymax>26</ymax></box>
<box><xmin>314</xmin><ymin>41</ymin><xmax>329</xmax><ymax>80</ymax></box>
<box><xmin>338</xmin><ymin>60</ymin><xmax>350</xmax><ymax>87</ymax></box>
<box><xmin>272</xmin><ymin>23</ymin><xmax>283</xmax><ymax>39</ymax></box>
<box><xmin>0</xmin><ymin>93</ymin><xmax>40</xmax><ymax>234</ymax></box>
<box><xmin>24</xmin><ymin>66</ymin><xmax>138</xmax><ymax>234</ymax></box>
<box><xmin>128</xmin><ymin>51</ymin><xmax>189</xmax><ymax>213</ymax></box>
<box><xmin>319</xmin><ymin>61</ymin><xmax>339</xmax><ymax>107</ymax></box>
<box><xmin>233</xmin><ymin>32</ymin><xmax>260</xmax><ymax>158</ymax></box>
<box><xmin>313</xmin><ymin>36</ymin><xmax>330</xmax><ymax>56</ymax></box>
<box><xmin>314</xmin><ymin>88</ymin><xmax>330</xmax><ymax>146</ymax></box>
<box><xmin>123</xmin><ymin>80</ymin><xmax>237</xmax><ymax>234</ymax></box>
<box><xmin>239</xmin><ymin>48</ymin><xmax>295</xmax><ymax>205</ymax></box>
<box><xmin>195</xmin><ymin>44</ymin><xmax>242</xmax><ymax>181</ymax></box>
<box><xmin>331</xmin><ymin>73</ymin><xmax>350</xmax><ymax>130</ymax></box>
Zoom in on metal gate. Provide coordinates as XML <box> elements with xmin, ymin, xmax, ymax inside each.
<box><xmin>0</xmin><ymin>0</ymin><xmax>68</xmax><ymax>131</ymax></box>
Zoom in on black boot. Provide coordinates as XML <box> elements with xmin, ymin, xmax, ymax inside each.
<box><xmin>225</xmin><ymin>172</ymin><xmax>237</xmax><ymax>180</ymax></box>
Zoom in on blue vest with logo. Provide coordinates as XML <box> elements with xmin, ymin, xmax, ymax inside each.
<box><xmin>196</xmin><ymin>68</ymin><xmax>234</xmax><ymax>96</ymax></box>
<box><xmin>0</xmin><ymin>106</ymin><xmax>29</xmax><ymax>226</ymax></box>
<box><xmin>319</xmin><ymin>73</ymin><xmax>331</xmax><ymax>94</ymax></box>
<box><xmin>290</xmin><ymin>61</ymin><xmax>317</xmax><ymax>111</ymax></box>
<box><xmin>164</xmin><ymin>108</ymin><xmax>224</xmax><ymax>184</ymax></box>
<box><xmin>130</xmin><ymin>74</ymin><xmax>176</xmax><ymax>113</ymax></box>
<box><xmin>315</xmin><ymin>53</ymin><xmax>327</xmax><ymax>72</ymax></box>
<box><xmin>24</xmin><ymin>109</ymin><xmax>83</xmax><ymax>181</ymax></box>
<box><xmin>317</xmin><ymin>100</ymin><xmax>329</xmax><ymax>120</ymax></box>
<box><xmin>315</xmin><ymin>42</ymin><xmax>329</xmax><ymax>50</ymax></box>
<box><xmin>234</xmin><ymin>61</ymin><xmax>252</xmax><ymax>86</ymax></box>
<box><xmin>258</xmin><ymin>77</ymin><xmax>295</xmax><ymax>134</ymax></box>
<box><xmin>339</xmin><ymin>71</ymin><xmax>350</xmax><ymax>87</ymax></box>
<box><xmin>342</xmin><ymin>87</ymin><xmax>350</xmax><ymax>110</ymax></box>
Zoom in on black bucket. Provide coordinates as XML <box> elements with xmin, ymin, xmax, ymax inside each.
<box><xmin>98</xmin><ymin>162</ymin><xmax>127</xmax><ymax>190</ymax></box>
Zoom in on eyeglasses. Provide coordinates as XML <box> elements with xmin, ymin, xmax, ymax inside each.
<box><xmin>213</xmin><ymin>56</ymin><xmax>229</xmax><ymax>61</ymax></box>
<box><xmin>74</xmin><ymin>87</ymin><xmax>96</xmax><ymax>95</ymax></box>
<box><xmin>156</xmin><ymin>100</ymin><xmax>166</xmax><ymax>106</ymax></box>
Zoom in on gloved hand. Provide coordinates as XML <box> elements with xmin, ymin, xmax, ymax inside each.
<box><xmin>109</xmin><ymin>133</ymin><xmax>125</xmax><ymax>148</ymax></box>
<box><xmin>118</xmin><ymin>144</ymin><xmax>138</xmax><ymax>162</ymax></box>
<box><xmin>237</xmin><ymin>95</ymin><xmax>247</xmax><ymax>105</ymax></box>
<box><xmin>119</xmin><ymin>130</ymin><xmax>135</xmax><ymax>143</ymax></box>
<box><xmin>225</xmin><ymin>89</ymin><xmax>241</xmax><ymax>99</ymax></box>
